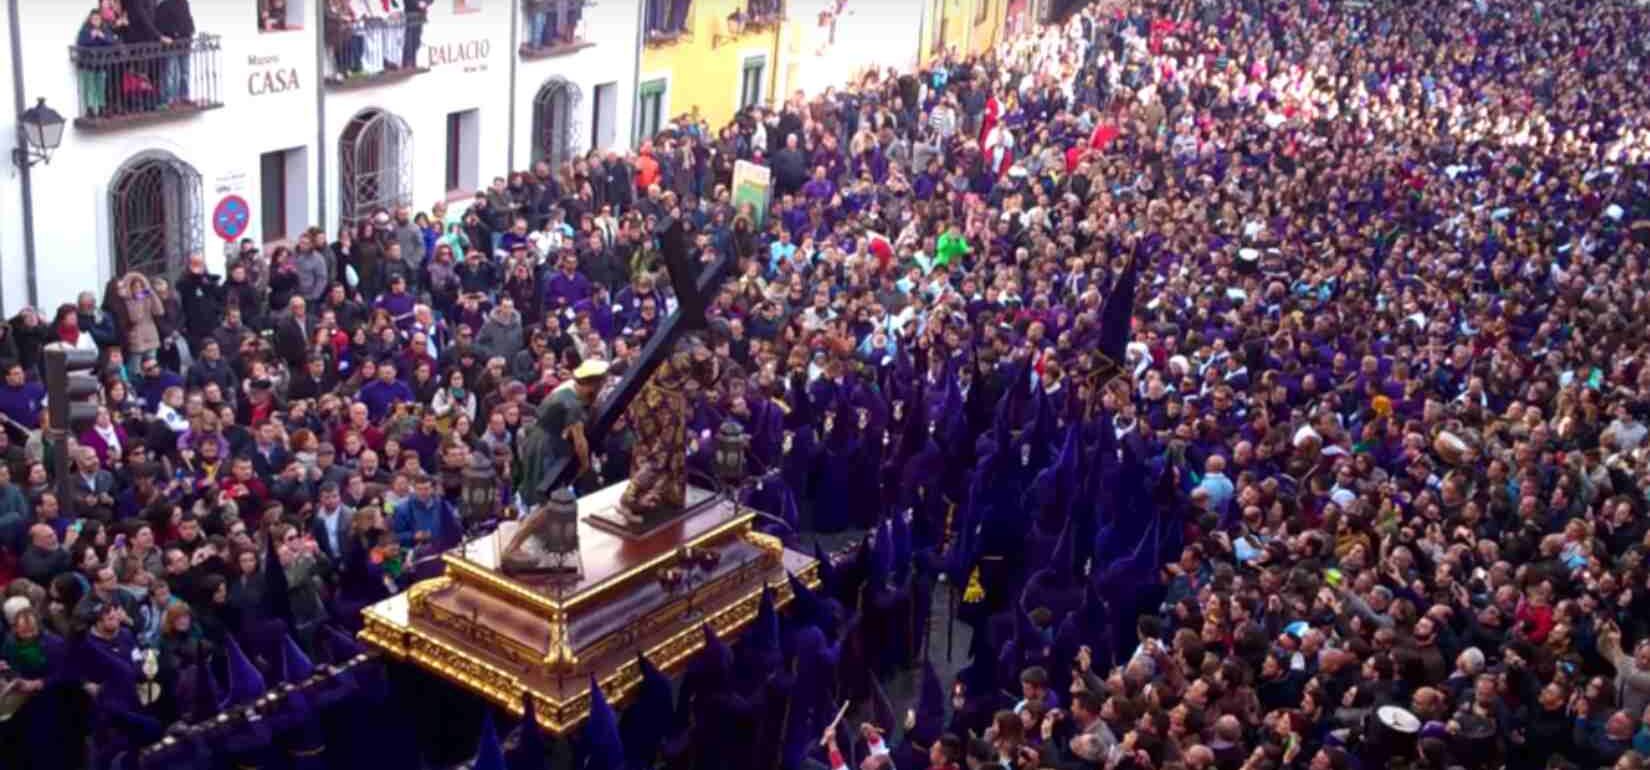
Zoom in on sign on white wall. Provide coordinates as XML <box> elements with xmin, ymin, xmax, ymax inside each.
<box><xmin>247</xmin><ymin>53</ymin><xmax>304</xmax><ymax>96</ymax></box>
<box><xmin>211</xmin><ymin>170</ymin><xmax>253</xmax><ymax>244</ymax></box>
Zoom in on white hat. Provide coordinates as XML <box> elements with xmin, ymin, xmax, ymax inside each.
<box><xmin>3</xmin><ymin>596</ymin><xmax>32</xmax><ymax>626</ymax></box>
<box><xmin>573</xmin><ymin>360</ymin><xmax>610</xmax><ymax>381</ymax></box>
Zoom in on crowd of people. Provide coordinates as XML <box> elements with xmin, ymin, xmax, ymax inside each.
<box><xmin>10</xmin><ymin>0</ymin><xmax>1650</xmax><ymax>767</ymax></box>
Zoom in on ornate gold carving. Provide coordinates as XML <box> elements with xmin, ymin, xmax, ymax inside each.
<box><xmin>576</xmin><ymin>546</ymin><xmax>764</xmax><ymax>664</ymax></box>
<box><xmin>359</xmin><ymin>616</ymin><xmax>407</xmax><ymax>659</ymax></box>
<box><xmin>360</xmin><ymin>519</ymin><xmax>825</xmax><ymax>735</ymax></box>
<box><xmin>404</xmin><ymin>631</ymin><xmax>524</xmax><ymax>715</ymax></box>
<box><xmin>441</xmin><ymin>553</ymin><xmax>565</xmax><ymax>611</ymax></box>
<box><xmin>406</xmin><ymin>575</ymin><xmax>451</xmax><ymax>611</ymax></box>
<box><xmin>559</xmin><ymin>510</ymin><xmax>757</xmax><ymax>611</ymax></box>
<box><xmin>744</xmin><ymin>530</ymin><xmax>784</xmax><ymax>559</ymax></box>
<box><xmin>545</xmin><ymin>608</ymin><xmax>576</xmax><ymax>670</ymax></box>
<box><xmin>420</xmin><ymin>597</ymin><xmax>545</xmax><ymax>669</ymax></box>
<box><xmin>360</xmin><ymin>568</ymin><xmax>819</xmax><ymax>734</ymax></box>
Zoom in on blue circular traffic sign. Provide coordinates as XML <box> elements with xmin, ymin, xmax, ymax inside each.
<box><xmin>213</xmin><ymin>195</ymin><xmax>250</xmax><ymax>241</ymax></box>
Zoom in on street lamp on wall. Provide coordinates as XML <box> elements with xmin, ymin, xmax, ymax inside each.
<box><xmin>12</xmin><ymin>98</ymin><xmax>64</xmax><ymax>169</ymax></box>
<box><xmin>713</xmin><ymin>9</ymin><xmax>747</xmax><ymax>47</ymax></box>
<box><xmin>726</xmin><ymin>9</ymin><xmax>748</xmax><ymax>35</ymax></box>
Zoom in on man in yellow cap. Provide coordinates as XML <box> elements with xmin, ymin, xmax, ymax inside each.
<box><xmin>517</xmin><ymin>358</ymin><xmax>609</xmax><ymax>505</ymax></box>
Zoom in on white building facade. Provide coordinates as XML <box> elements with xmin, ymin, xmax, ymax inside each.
<box><xmin>779</xmin><ymin>0</ymin><xmax>927</xmax><ymax>99</ymax></box>
<box><xmin>0</xmin><ymin>0</ymin><xmax>640</xmax><ymax>314</ymax></box>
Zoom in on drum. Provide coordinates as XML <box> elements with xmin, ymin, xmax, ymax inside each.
<box><xmin>1451</xmin><ymin>713</ymin><xmax>1499</xmax><ymax>769</ymax></box>
<box><xmin>0</xmin><ymin>679</ymin><xmax>30</xmax><ymax>721</ymax></box>
<box><xmin>1433</xmin><ymin>429</ymin><xmax>1470</xmax><ymax>466</ymax></box>
<box><xmin>1365</xmin><ymin>705</ymin><xmax>1421</xmax><ymax>763</ymax></box>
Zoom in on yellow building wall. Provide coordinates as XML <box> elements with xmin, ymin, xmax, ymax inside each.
<box><xmin>969</xmin><ymin>0</ymin><xmax>1006</xmax><ymax>57</ymax></box>
<box><xmin>640</xmin><ymin>0</ymin><xmax>786</xmax><ymax>132</ymax></box>
<box><xmin>642</xmin><ymin>0</ymin><xmax>1008</xmax><ymax>133</ymax></box>
<box><xmin>775</xmin><ymin>9</ymin><xmax>811</xmax><ymax>101</ymax></box>
<box><xmin>920</xmin><ymin>0</ymin><xmax>1007</xmax><ymax>67</ymax></box>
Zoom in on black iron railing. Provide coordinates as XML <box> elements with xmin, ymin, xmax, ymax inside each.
<box><xmin>522</xmin><ymin>0</ymin><xmax>591</xmax><ymax>54</ymax></box>
<box><xmin>743</xmin><ymin>0</ymin><xmax>785</xmax><ymax>29</ymax></box>
<box><xmin>67</xmin><ymin>35</ymin><xmax>223</xmax><ymax>127</ymax></box>
<box><xmin>324</xmin><ymin>14</ymin><xmax>428</xmax><ymax>84</ymax></box>
<box><xmin>645</xmin><ymin>0</ymin><xmax>692</xmax><ymax>43</ymax></box>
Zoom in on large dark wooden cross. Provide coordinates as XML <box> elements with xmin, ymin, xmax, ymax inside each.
<box><xmin>541</xmin><ymin>219</ymin><xmax>731</xmax><ymax>494</ymax></box>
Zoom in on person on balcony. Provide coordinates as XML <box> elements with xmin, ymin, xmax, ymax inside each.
<box><xmin>561</xmin><ymin>0</ymin><xmax>584</xmax><ymax>44</ymax></box>
<box><xmin>121</xmin><ymin>0</ymin><xmax>163</xmax><ymax>44</ymax></box>
<box><xmin>380</xmin><ymin>0</ymin><xmax>406</xmax><ymax>73</ymax></box>
<box><xmin>260</xmin><ymin>0</ymin><xmax>288</xmax><ymax>30</ymax></box>
<box><xmin>99</xmin><ymin>0</ymin><xmax>129</xmax><ymax>36</ymax></box>
<box><xmin>351</xmin><ymin>0</ymin><xmax>385</xmax><ymax>75</ymax></box>
<box><xmin>535</xmin><ymin>0</ymin><xmax>581</xmax><ymax>47</ymax></box>
<box><xmin>401</xmin><ymin>0</ymin><xmax>428</xmax><ymax>68</ymax></box>
<box><xmin>670</xmin><ymin>0</ymin><xmax>691</xmax><ymax>33</ymax></box>
<box><xmin>325</xmin><ymin>0</ymin><xmax>364</xmax><ymax>78</ymax></box>
<box><xmin>75</xmin><ymin>9</ymin><xmax>117</xmax><ymax>118</ymax></box>
<box><xmin>155</xmin><ymin>0</ymin><xmax>194</xmax><ymax>107</ymax></box>
<box><xmin>527</xmin><ymin>0</ymin><xmax>550</xmax><ymax>47</ymax></box>
<box><xmin>120</xmin><ymin>0</ymin><xmax>165</xmax><ymax>112</ymax></box>
<box><xmin>645</xmin><ymin>0</ymin><xmax>669</xmax><ymax>36</ymax></box>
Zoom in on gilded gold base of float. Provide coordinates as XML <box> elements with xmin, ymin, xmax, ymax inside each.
<box><xmin>359</xmin><ymin>481</ymin><xmax>817</xmax><ymax>734</ymax></box>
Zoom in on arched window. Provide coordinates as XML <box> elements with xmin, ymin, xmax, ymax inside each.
<box><xmin>339</xmin><ymin>108</ymin><xmax>413</xmax><ymax>227</ymax></box>
<box><xmin>531</xmin><ymin>78</ymin><xmax>582</xmax><ymax>170</ymax></box>
<box><xmin>109</xmin><ymin>152</ymin><xmax>203</xmax><ymax>279</ymax></box>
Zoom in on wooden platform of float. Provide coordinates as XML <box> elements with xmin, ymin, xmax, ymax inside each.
<box><xmin>359</xmin><ymin>481</ymin><xmax>817</xmax><ymax>734</ymax></box>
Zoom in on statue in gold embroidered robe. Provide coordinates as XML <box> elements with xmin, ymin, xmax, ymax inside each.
<box><xmin>618</xmin><ymin>340</ymin><xmax>721</xmax><ymax>524</ymax></box>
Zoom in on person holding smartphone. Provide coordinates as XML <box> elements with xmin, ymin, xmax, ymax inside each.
<box><xmin>821</xmin><ymin>722</ymin><xmax>891</xmax><ymax>770</ymax></box>
<box><xmin>117</xmin><ymin>272</ymin><xmax>166</xmax><ymax>360</ymax></box>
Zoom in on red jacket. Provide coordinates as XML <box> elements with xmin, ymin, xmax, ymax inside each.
<box><xmin>333</xmin><ymin>422</ymin><xmax>386</xmax><ymax>453</ymax></box>
<box><xmin>1515</xmin><ymin>599</ymin><xmax>1553</xmax><ymax>643</ymax></box>
<box><xmin>217</xmin><ymin>476</ymin><xmax>270</xmax><ymax>514</ymax></box>
<box><xmin>634</xmin><ymin>151</ymin><xmax>660</xmax><ymax>192</ymax></box>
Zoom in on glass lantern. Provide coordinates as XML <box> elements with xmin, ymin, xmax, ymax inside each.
<box><xmin>713</xmin><ymin>420</ymin><xmax>749</xmax><ymax>486</ymax></box>
<box><xmin>460</xmin><ymin>450</ymin><xmax>497</xmax><ymax>525</ymax></box>
<box><xmin>541</xmin><ymin>487</ymin><xmax>581</xmax><ymax>561</ymax></box>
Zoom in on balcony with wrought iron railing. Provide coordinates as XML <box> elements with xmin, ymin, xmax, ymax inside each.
<box><xmin>323</xmin><ymin>14</ymin><xmax>430</xmax><ymax>90</ymax></box>
<box><xmin>67</xmin><ymin>35</ymin><xmax>224</xmax><ymax>130</ymax></box>
<box><xmin>710</xmin><ymin>0</ymin><xmax>785</xmax><ymax>47</ymax></box>
<box><xmin>644</xmin><ymin>0</ymin><xmax>693</xmax><ymax>46</ymax></box>
<box><xmin>520</xmin><ymin>0</ymin><xmax>595</xmax><ymax>59</ymax></box>
<box><xmin>738</xmin><ymin>0</ymin><xmax>786</xmax><ymax>31</ymax></box>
